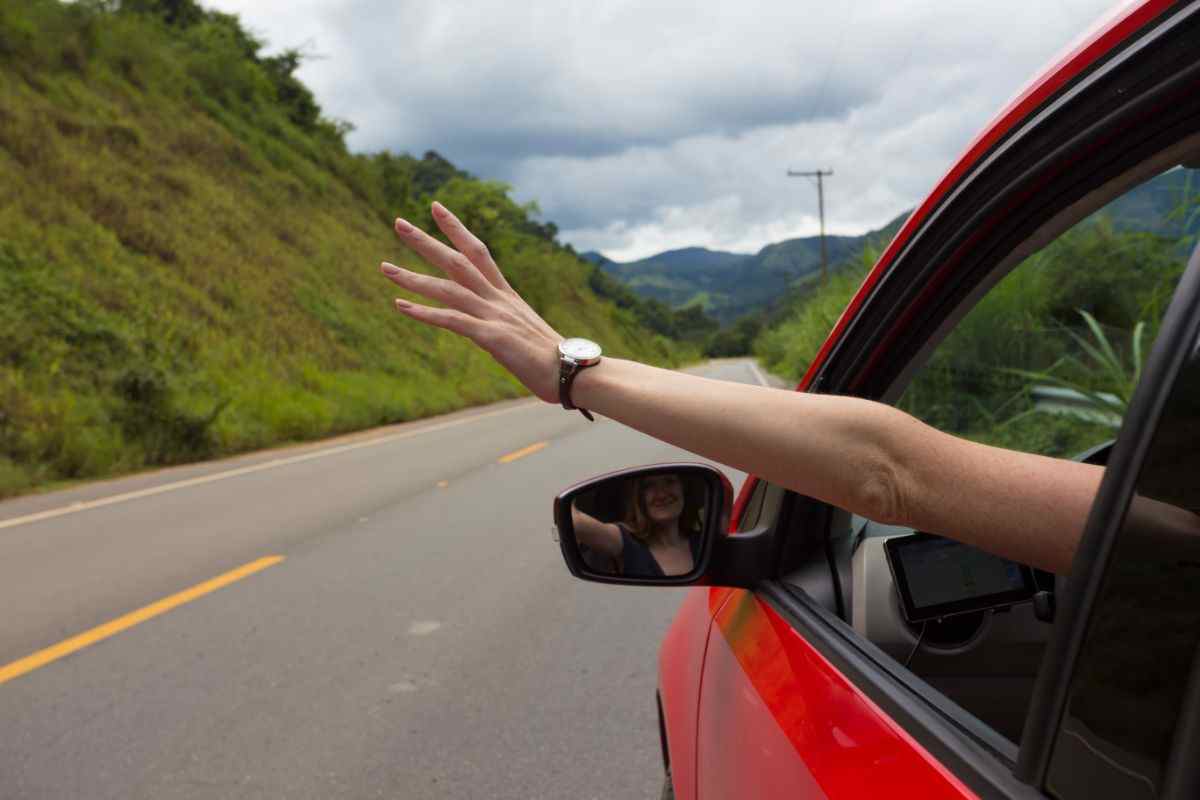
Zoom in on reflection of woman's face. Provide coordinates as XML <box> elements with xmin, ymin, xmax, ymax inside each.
<box><xmin>641</xmin><ymin>474</ymin><xmax>684</xmax><ymax>526</ymax></box>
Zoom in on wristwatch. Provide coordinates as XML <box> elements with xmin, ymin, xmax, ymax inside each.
<box><xmin>558</xmin><ymin>338</ymin><xmax>602</xmax><ymax>421</ymax></box>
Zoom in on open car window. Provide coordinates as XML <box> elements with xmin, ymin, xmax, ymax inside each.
<box><xmin>779</xmin><ymin>165</ymin><xmax>1200</xmax><ymax>752</ymax></box>
<box><xmin>898</xmin><ymin>168</ymin><xmax>1197</xmax><ymax>462</ymax></box>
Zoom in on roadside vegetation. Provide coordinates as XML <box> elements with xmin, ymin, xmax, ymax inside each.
<box><xmin>755</xmin><ymin>202</ymin><xmax>1198</xmax><ymax>457</ymax></box>
<box><xmin>0</xmin><ymin>0</ymin><xmax>702</xmax><ymax>498</ymax></box>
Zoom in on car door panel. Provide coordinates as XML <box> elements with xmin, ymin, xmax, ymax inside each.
<box><xmin>659</xmin><ymin>585</ymin><xmax>737</xmax><ymax>800</ymax></box>
<box><xmin>697</xmin><ymin>589</ymin><xmax>977</xmax><ymax>799</ymax></box>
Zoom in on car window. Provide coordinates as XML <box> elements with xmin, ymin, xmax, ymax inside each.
<box><xmin>898</xmin><ymin>167</ymin><xmax>1198</xmax><ymax>461</ymax></box>
<box><xmin>1044</xmin><ymin>319</ymin><xmax>1200</xmax><ymax>799</ymax></box>
<box><xmin>840</xmin><ymin>167</ymin><xmax>1200</xmax><ymax>746</ymax></box>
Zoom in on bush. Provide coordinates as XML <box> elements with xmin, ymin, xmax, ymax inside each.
<box><xmin>754</xmin><ymin>246</ymin><xmax>877</xmax><ymax>380</ymax></box>
<box><xmin>705</xmin><ymin>313</ymin><xmax>764</xmax><ymax>357</ymax></box>
<box><xmin>114</xmin><ymin>367</ymin><xmax>227</xmax><ymax>463</ymax></box>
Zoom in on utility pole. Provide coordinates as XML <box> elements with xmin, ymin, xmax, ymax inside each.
<box><xmin>787</xmin><ymin>169</ymin><xmax>834</xmax><ymax>284</ymax></box>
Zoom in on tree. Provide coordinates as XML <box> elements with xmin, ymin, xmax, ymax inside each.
<box><xmin>261</xmin><ymin>48</ymin><xmax>320</xmax><ymax>130</ymax></box>
<box><xmin>118</xmin><ymin>0</ymin><xmax>206</xmax><ymax>28</ymax></box>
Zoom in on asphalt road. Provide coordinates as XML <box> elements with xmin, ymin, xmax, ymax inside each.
<box><xmin>0</xmin><ymin>359</ymin><xmax>773</xmax><ymax>800</ymax></box>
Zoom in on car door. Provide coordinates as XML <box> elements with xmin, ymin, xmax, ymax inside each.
<box><xmin>693</xmin><ymin>4</ymin><xmax>1200</xmax><ymax>797</ymax></box>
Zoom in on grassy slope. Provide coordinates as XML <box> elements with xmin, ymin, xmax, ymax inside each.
<box><xmin>0</xmin><ymin>1</ymin><xmax>686</xmax><ymax>497</ymax></box>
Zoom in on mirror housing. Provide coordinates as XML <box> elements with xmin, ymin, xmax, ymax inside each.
<box><xmin>552</xmin><ymin>462</ymin><xmax>774</xmax><ymax>588</ymax></box>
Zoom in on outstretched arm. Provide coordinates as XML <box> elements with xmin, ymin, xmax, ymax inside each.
<box><xmin>571</xmin><ymin>359</ymin><xmax>1102</xmax><ymax>574</ymax></box>
<box><xmin>570</xmin><ymin>505</ymin><xmax>624</xmax><ymax>558</ymax></box>
<box><xmin>380</xmin><ymin>203</ymin><xmax>1099</xmax><ymax>575</ymax></box>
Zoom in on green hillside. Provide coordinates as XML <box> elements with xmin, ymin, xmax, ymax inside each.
<box><xmin>0</xmin><ymin>0</ymin><xmax>692</xmax><ymax>498</ymax></box>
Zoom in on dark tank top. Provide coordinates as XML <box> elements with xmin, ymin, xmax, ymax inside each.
<box><xmin>618</xmin><ymin>525</ymin><xmax>702</xmax><ymax>577</ymax></box>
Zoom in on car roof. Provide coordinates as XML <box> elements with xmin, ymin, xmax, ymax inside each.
<box><xmin>799</xmin><ymin>0</ymin><xmax>1178</xmax><ymax>392</ymax></box>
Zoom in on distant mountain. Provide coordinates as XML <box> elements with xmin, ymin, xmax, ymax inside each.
<box><xmin>586</xmin><ymin>247</ymin><xmax>753</xmax><ymax>320</ymax></box>
<box><xmin>589</xmin><ymin>215</ymin><xmax>907</xmax><ymax>323</ymax></box>
<box><xmin>582</xmin><ymin>247</ymin><xmax>747</xmax><ymax>272</ymax></box>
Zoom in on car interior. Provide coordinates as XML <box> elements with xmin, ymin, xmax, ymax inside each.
<box><xmin>832</xmin><ymin>440</ymin><xmax>1112</xmax><ymax>744</ymax></box>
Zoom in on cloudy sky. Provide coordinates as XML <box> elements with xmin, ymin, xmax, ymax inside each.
<box><xmin>207</xmin><ymin>0</ymin><xmax>1121</xmax><ymax>261</ymax></box>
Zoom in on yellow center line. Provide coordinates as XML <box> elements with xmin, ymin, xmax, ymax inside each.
<box><xmin>498</xmin><ymin>441</ymin><xmax>548</xmax><ymax>464</ymax></box>
<box><xmin>0</xmin><ymin>555</ymin><xmax>284</xmax><ymax>687</ymax></box>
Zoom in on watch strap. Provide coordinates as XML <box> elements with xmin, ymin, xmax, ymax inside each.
<box><xmin>559</xmin><ymin>357</ymin><xmax>595</xmax><ymax>421</ymax></box>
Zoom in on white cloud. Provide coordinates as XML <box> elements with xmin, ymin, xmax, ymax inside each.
<box><xmin>207</xmin><ymin>0</ymin><xmax>1121</xmax><ymax>260</ymax></box>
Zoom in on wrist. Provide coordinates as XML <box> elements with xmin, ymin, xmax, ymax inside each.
<box><xmin>570</xmin><ymin>356</ymin><xmax>619</xmax><ymax>414</ymax></box>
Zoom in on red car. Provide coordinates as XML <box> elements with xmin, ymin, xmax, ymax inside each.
<box><xmin>555</xmin><ymin>2</ymin><xmax>1200</xmax><ymax>798</ymax></box>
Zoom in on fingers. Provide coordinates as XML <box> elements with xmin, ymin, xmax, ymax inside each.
<box><xmin>380</xmin><ymin>262</ymin><xmax>491</xmax><ymax>319</ymax></box>
<box><xmin>430</xmin><ymin>202</ymin><xmax>515</xmax><ymax>294</ymax></box>
<box><xmin>393</xmin><ymin>297</ymin><xmax>490</xmax><ymax>342</ymax></box>
<box><xmin>393</xmin><ymin>216</ymin><xmax>497</xmax><ymax>299</ymax></box>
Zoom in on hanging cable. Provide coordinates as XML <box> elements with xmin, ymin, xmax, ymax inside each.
<box><xmin>904</xmin><ymin>622</ymin><xmax>928</xmax><ymax>669</ymax></box>
<box><xmin>810</xmin><ymin>0</ymin><xmax>856</xmax><ymax>123</ymax></box>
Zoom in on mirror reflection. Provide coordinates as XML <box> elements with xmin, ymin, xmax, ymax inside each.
<box><xmin>570</xmin><ymin>470</ymin><xmax>709</xmax><ymax>577</ymax></box>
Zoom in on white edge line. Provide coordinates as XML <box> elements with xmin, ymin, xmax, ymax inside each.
<box><xmin>0</xmin><ymin>400</ymin><xmax>540</xmax><ymax>531</ymax></box>
<box><xmin>747</xmin><ymin>360</ymin><xmax>771</xmax><ymax>387</ymax></box>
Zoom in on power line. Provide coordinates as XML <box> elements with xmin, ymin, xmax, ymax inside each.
<box><xmin>787</xmin><ymin>169</ymin><xmax>834</xmax><ymax>284</ymax></box>
<box><xmin>810</xmin><ymin>1</ymin><xmax>857</xmax><ymax>124</ymax></box>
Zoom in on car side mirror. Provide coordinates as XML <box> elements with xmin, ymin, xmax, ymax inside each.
<box><xmin>553</xmin><ymin>463</ymin><xmax>774</xmax><ymax>588</ymax></box>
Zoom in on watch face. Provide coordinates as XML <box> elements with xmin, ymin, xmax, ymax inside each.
<box><xmin>560</xmin><ymin>338</ymin><xmax>602</xmax><ymax>362</ymax></box>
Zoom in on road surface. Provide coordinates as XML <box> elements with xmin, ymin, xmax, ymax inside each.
<box><xmin>0</xmin><ymin>359</ymin><xmax>776</xmax><ymax>799</ymax></box>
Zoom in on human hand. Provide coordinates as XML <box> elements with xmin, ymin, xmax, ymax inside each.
<box><xmin>380</xmin><ymin>202</ymin><xmax>564</xmax><ymax>403</ymax></box>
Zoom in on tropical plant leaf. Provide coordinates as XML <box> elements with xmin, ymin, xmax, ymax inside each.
<box><xmin>1082</xmin><ymin>309</ymin><xmax>1122</xmax><ymax>369</ymax></box>
<box><xmin>1131</xmin><ymin>320</ymin><xmax>1146</xmax><ymax>387</ymax></box>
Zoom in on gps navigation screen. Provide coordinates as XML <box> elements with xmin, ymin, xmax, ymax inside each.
<box><xmin>898</xmin><ymin>537</ymin><xmax>1027</xmax><ymax>611</ymax></box>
